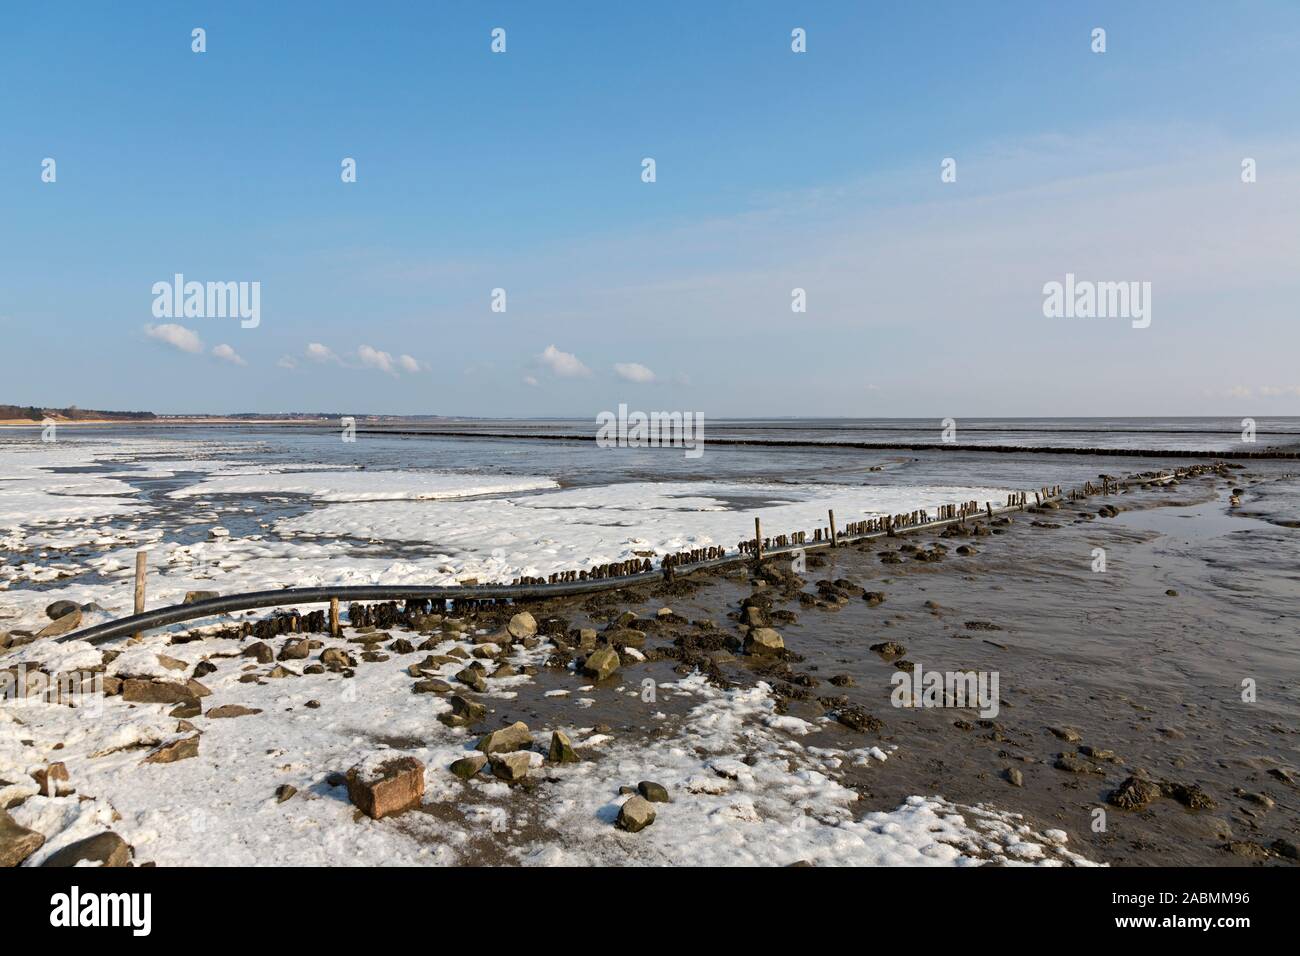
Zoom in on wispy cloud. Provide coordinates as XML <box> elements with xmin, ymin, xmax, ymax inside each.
<box><xmin>145</xmin><ymin>323</ymin><xmax>203</xmax><ymax>354</ymax></box>
<box><xmin>306</xmin><ymin>342</ymin><xmax>341</xmax><ymax>364</ymax></box>
<box><xmin>614</xmin><ymin>362</ymin><xmax>656</xmax><ymax>384</ymax></box>
<box><xmin>211</xmin><ymin>344</ymin><xmax>247</xmax><ymax>367</ymax></box>
<box><xmin>538</xmin><ymin>344</ymin><xmax>591</xmax><ymax>378</ymax></box>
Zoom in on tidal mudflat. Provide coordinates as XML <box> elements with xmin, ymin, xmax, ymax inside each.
<box><xmin>1</xmin><ymin>428</ymin><xmax>1296</xmax><ymax>866</ymax></box>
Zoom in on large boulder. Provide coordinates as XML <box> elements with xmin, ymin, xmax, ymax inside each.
<box><xmin>616</xmin><ymin>796</ymin><xmax>656</xmax><ymax>833</ymax></box>
<box><xmin>548</xmin><ymin>730</ymin><xmax>579</xmax><ymax>764</ymax></box>
<box><xmin>476</xmin><ymin>721</ymin><xmax>532</xmax><ymax>755</ymax></box>
<box><xmin>507</xmin><ymin>612</ymin><xmax>538</xmax><ymax>640</ymax></box>
<box><xmin>36</xmin><ymin>609</ymin><xmax>82</xmax><ymax>638</ymax></box>
<box><xmin>45</xmin><ymin>600</ymin><xmax>80</xmax><ymax>621</ymax></box>
<box><xmin>41</xmin><ymin>832</ymin><xmax>132</xmax><ymax>868</ymax></box>
<box><xmin>345</xmin><ymin>756</ymin><xmax>425</xmax><ymax>819</ymax></box>
<box><xmin>744</xmin><ymin>627</ymin><xmax>784</xmax><ymax>656</ymax></box>
<box><xmin>582</xmin><ymin>647</ymin><xmax>620</xmax><ymax>681</ymax></box>
<box><xmin>143</xmin><ymin>734</ymin><xmax>200</xmax><ymax>765</ymax></box>
<box><xmin>121</xmin><ymin>679</ymin><xmax>197</xmax><ymax>706</ymax></box>
<box><xmin>489</xmin><ymin>752</ymin><xmax>533</xmax><ymax>783</ymax></box>
<box><xmin>0</xmin><ymin>809</ymin><xmax>45</xmax><ymax>867</ymax></box>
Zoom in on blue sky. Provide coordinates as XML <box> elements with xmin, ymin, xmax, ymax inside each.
<box><xmin>2</xmin><ymin>1</ymin><xmax>1298</xmax><ymax>417</ymax></box>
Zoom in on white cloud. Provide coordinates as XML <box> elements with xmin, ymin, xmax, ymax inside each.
<box><xmin>276</xmin><ymin>355</ymin><xmax>298</xmax><ymax>370</ymax></box>
<box><xmin>538</xmin><ymin>344</ymin><xmax>591</xmax><ymax>378</ymax></box>
<box><xmin>523</xmin><ymin>375</ymin><xmax>539</xmax><ymax>387</ymax></box>
<box><xmin>358</xmin><ymin>345</ymin><xmax>397</xmax><ymax>375</ymax></box>
<box><xmin>145</xmin><ymin>323</ymin><xmax>203</xmax><ymax>354</ymax></box>
<box><xmin>211</xmin><ymin>344</ymin><xmax>247</xmax><ymax>367</ymax></box>
<box><xmin>398</xmin><ymin>354</ymin><xmax>423</xmax><ymax>374</ymax></box>
<box><xmin>614</xmin><ymin>362</ymin><xmax>656</xmax><ymax>383</ymax></box>
<box><xmin>306</xmin><ymin>342</ymin><xmax>340</xmax><ymax>363</ymax></box>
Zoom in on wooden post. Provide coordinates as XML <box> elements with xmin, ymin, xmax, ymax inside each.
<box><xmin>828</xmin><ymin>510</ymin><xmax>838</xmax><ymax>548</ymax></box>
<box><xmin>132</xmin><ymin>550</ymin><xmax>146</xmax><ymax>642</ymax></box>
<box><xmin>754</xmin><ymin>517</ymin><xmax>763</xmax><ymax>563</ymax></box>
<box><xmin>329</xmin><ymin>596</ymin><xmax>340</xmax><ymax>637</ymax></box>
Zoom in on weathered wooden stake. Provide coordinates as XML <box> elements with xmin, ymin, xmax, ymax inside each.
<box><xmin>828</xmin><ymin>510</ymin><xmax>838</xmax><ymax>548</ymax></box>
<box><xmin>754</xmin><ymin>517</ymin><xmax>763</xmax><ymax>563</ymax></box>
<box><xmin>132</xmin><ymin>550</ymin><xmax>147</xmax><ymax>642</ymax></box>
<box><xmin>329</xmin><ymin>596</ymin><xmax>340</xmax><ymax>636</ymax></box>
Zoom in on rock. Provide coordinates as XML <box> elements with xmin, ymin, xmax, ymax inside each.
<box><xmin>450</xmin><ymin>753</ymin><xmax>488</xmax><ymax>779</ymax></box>
<box><xmin>489</xmin><ymin>751</ymin><xmax>532</xmax><ymax>783</ymax></box>
<box><xmin>267</xmin><ymin>665</ymin><xmax>298</xmax><ymax>679</ymax></box>
<box><xmin>1053</xmin><ymin>753</ymin><xmax>1101</xmax><ymax>775</ymax></box>
<box><xmin>476</xmin><ymin>721</ymin><xmax>532</xmax><ymax>754</ymax></box>
<box><xmin>169</xmin><ymin>699</ymin><xmax>201</xmax><ymax>718</ymax></box>
<box><xmin>275</xmin><ymin>784</ymin><xmax>297</xmax><ymax>803</ymax></box>
<box><xmin>278</xmin><ymin>639</ymin><xmax>311</xmax><ymax>660</ymax></box>
<box><xmin>1161</xmin><ymin>781</ymin><xmax>1216</xmax><ymax>810</ymax></box>
<box><xmin>744</xmin><ymin>627</ymin><xmax>784</xmax><ymax>656</ymax></box>
<box><xmin>1048</xmin><ymin>726</ymin><xmax>1081</xmax><ymax>743</ymax></box>
<box><xmin>412</xmin><ymin>679</ymin><xmax>451</xmax><ymax>694</ymax></box>
<box><xmin>507</xmin><ymin>611</ymin><xmax>538</xmax><ymax>640</ymax></box>
<box><xmin>869</xmin><ymin>641</ymin><xmax>906</xmax><ymax>658</ymax></box>
<box><xmin>155</xmin><ymin>654</ymin><xmax>188</xmax><ymax>671</ymax></box>
<box><xmin>345</xmin><ymin>756</ymin><xmax>425</xmax><ymax>819</ymax></box>
<box><xmin>1003</xmin><ymin>767</ymin><xmax>1024</xmax><ymax>787</ymax></box>
<box><xmin>439</xmin><ymin>694</ymin><xmax>487</xmax><ymax>727</ymax></box>
<box><xmin>193</xmin><ymin>660</ymin><xmax>217</xmax><ymax>678</ymax></box>
<box><xmin>36</xmin><ymin>609</ymin><xmax>82</xmax><ymax>638</ymax></box>
<box><xmin>122</xmin><ymin>679</ymin><xmax>197</xmax><ymax>706</ymax></box>
<box><xmin>1109</xmin><ymin>775</ymin><xmax>1163</xmax><ymax>811</ymax></box>
<box><xmin>604</xmin><ymin>628</ymin><xmax>646</xmax><ymax>649</ymax></box>
<box><xmin>455</xmin><ymin>667</ymin><xmax>488</xmax><ymax>693</ymax></box>
<box><xmin>387</xmin><ymin>638</ymin><xmax>415</xmax><ymax>654</ymax></box>
<box><xmin>582</xmin><ymin>647</ymin><xmax>621</xmax><ymax>681</ymax></box>
<box><xmin>742</xmin><ymin>606</ymin><xmax>767</xmax><ymax>628</ymax></box>
<box><xmin>616</xmin><ymin>795</ymin><xmax>656</xmax><ymax>832</ymax></box>
<box><xmin>242</xmin><ymin>642</ymin><xmax>274</xmax><ymax>664</ymax></box>
<box><xmin>637</xmin><ymin>781</ymin><xmax>670</xmax><ymax>803</ymax></box>
<box><xmin>0</xmin><ymin>808</ymin><xmax>45</xmax><ymax>866</ymax></box>
<box><xmin>31</xmin><ymin>762</ymin><xmax>72</xmax><ymax>797</ymax></box>
<box><xmin>320</xmin><ymin>647</ymin><xmax>356</xmax><ymax>668</ymax></box>
<box><xmin>183</xmin><ymin>590</ymin><xmax>220</xmax><ymax>604</ymax></box>
<box><xmin>207</xmin><ymin>704</ymin><xmax>262</xmax><ymax>719</ymax></box>
<box><xmin>143</xmin><ymin>735</ymin><xmax>200</xmax><ymax>764</ymax></box>
<box><xmin>548</xmin><ymin>730</ymin><xmax>578</xmax><ymax>764</ymax></box>
<box><xmin>835</xmin><ymin>707</ymin><xmax>883</xmax><ymax>733</ymax></box>
<box><xmin>41</xmin><ymin>831</ymin><xmax>132</xmax><ymax>868</ymax></box>
<box><xmin>45</xmin><ymin>600</ymin><xmax>79</xmax><ymax>621</ymax></box>
<box><xmin>657</xmin><ymin>607</ymin><xmax>673</xmax><ymax>617</ymax></box>
<box><xmin>1271</xmin><ymin>838</ymin><xmax>1299</xmax><ymax>860</ymax></box>
<box><xmin>305</xmin><ymin>699</ymin><xmax>321</xmax><ymax>709</ymax></box>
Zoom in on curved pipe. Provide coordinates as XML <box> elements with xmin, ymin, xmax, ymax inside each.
<box><xmin>58</xmin><ymin>467</ymin><xmax>1195</xmax><ymax>647</ymax></box>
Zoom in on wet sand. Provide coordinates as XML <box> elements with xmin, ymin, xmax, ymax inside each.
<box><xmin>501</xmin><ymin>462</ymin><xmax>1299</xmax><ymax>865</ymax></box>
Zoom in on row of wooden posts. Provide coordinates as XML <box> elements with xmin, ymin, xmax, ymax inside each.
<box><xmin>120</xmin><ymin>468</ymin><xmax>1202</xmax><ymax>636</ymax></box>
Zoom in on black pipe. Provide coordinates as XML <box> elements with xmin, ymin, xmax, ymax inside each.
<box><xmin>57</xmin><ymin>465</ymin><xmax>1213</xmax><ymax>647</ymax></box>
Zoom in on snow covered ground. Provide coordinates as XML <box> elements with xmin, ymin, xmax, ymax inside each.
<box><xmin>2</xmin><ymin>629</ymin><xmax>1092</xmax><ymax>867</ymax></box>
<box><xmin>0</xmin><ymin>435</ymin><xmax>1094</xmax><ymax>867</ymax></box>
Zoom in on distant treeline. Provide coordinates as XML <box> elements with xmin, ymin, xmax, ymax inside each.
<box><xmin>0</xmin><ymin>404</ymin><xmax>157</xmax><ymax>421</ymax></box>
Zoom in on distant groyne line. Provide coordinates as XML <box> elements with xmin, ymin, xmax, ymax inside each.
<box><xmin>354</xmin><ymin>428</ymin><xmax>1300</xmax><ymax>460</ymax></box>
